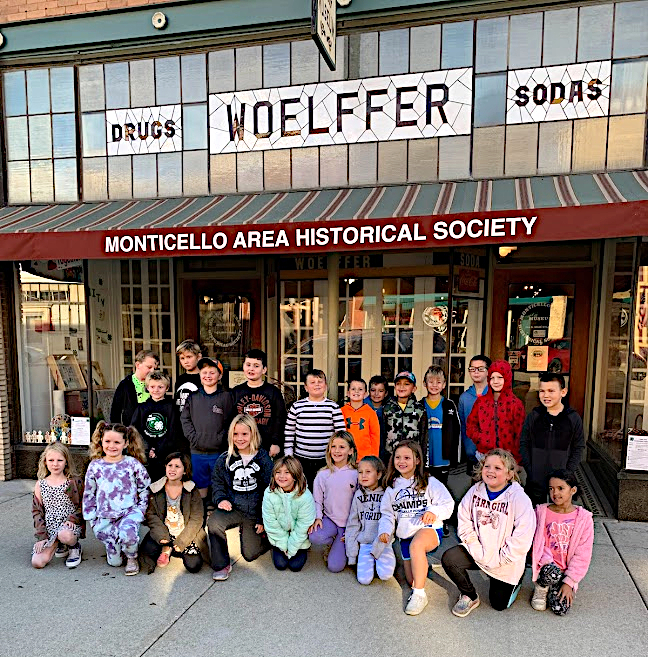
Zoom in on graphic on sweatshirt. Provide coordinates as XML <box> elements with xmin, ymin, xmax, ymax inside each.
<box><xmin>144</xmin><ymin>413</ymin><xmax>167</xmax><ymax>439</ymax></box>
<box><xmin>229</xmin><ymin>459</ymin><xmax>261</xmax><ymax>492</ymax></box>
<box><xmin>237</xmin><ymin>393</ymin><xmax>272</xmax><ymax>427</ymax></box>
<box><xmin>175</xmin><ymin>381</ymin><xmax>199</xmax><ymax>411</ymax></box>
<box><xmin>358</xmin><ymin>491</ymin><xmax>382</xmax><ymax>521</ymax></box>
<box><xmin>471</xmin><ymin>494</ymin><xmax>509</xmax><ymax>529</ymax></box>
<box><xmin>391</xmin><ymin>486</ymin><xmax>428</xmax><ymax>519</ymax></box>
<box><xmin>476</xmin><ymin>508</ymin><xmax>501</xmax><ymax>529</ymax></box>
<box><xmin>346</xmin><ymin>416</ymin><xmax>366</xmax><ymax>431</ymax></box>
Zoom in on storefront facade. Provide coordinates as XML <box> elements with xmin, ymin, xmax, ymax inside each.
<box><xmin>0</xmin><ymin>0</ymin><xmax>647</xmax><ymax>518</ymax></box>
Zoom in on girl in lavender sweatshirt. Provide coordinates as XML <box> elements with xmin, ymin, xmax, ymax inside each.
<box><xmin>308</xmin><ymin>431</ymin><xmax>358</xmax><ymax>573</ymax></box>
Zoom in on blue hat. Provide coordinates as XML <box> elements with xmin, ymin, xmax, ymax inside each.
<box><xmin>394</xmin><ymin>371</ymin><xmax>416</xmax><ymax>385</ymax></box>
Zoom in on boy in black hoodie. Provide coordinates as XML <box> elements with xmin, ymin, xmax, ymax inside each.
<box><xmin>520</xmin><ymin>372</ymin><xmax>585</xmax><ymax>506</ymax></box>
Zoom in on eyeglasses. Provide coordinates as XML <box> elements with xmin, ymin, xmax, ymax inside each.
<box><xmin>468</xmin><ymin>366</ymin><xmax>488</xmax><ymax>373</ymax></box>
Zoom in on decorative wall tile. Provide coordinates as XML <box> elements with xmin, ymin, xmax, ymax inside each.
<box><xmin>106</xmin><ymin>106</ymin><xmax>182</xmax><ymax>155</ymax></box>
<box><xmin>504</xmin><ymin>124</ymin><xmax>538</xmax><ymax>176</ymax></box>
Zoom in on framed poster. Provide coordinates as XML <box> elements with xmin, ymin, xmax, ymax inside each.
<box><xmin>81</xmin><ymin>361</ymin><xmax>107</xmax><ymax>389</ymax></box>
<box><xmin>47</xmin><ymin>355</ymin><xmax>86</xmax><ymax>391</ymax></box>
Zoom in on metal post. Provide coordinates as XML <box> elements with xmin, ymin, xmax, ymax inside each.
<box><xmin>327</xmin><ymin>253</ymin><xmax>339</xmax><ymax>401</ymax></box>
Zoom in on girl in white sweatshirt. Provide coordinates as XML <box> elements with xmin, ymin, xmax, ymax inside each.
<box><xmin>441</xmin><ymin>448</ymin><xmax>536</xmax><ymax>617</ymax></box>
<box><xmin>378</xmin><ymin>440</ymin><xmax>454</xmax><ymax>616</ymax></box>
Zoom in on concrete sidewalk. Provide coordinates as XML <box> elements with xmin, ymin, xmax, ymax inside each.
<box><xmin>1</xmin><ymin>478</ymin><xmax>647</xmax><ymax>657</ymax></box>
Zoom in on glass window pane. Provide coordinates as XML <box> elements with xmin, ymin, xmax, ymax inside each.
<box><xmin>263</xmin><ymin>43</ymin><xmax>290</xmax><ymax>88</ymax></box>
<box><xmin>473</xmin><ymin>73</ymin><xmax>506</xmax><ymax>127</ymax></box>
<box><xmin>291</xmin><ymin>147</ymin><xmax>319</xmax><ymax>189</ymax></box>
<box><xmin>509</xmin><ymin>13</ymin><xmax>542</xmax><ymax>69</ymax></box>
<box><xmin>348</xmin><ymin>32</ymin><xmax>377</xmax><ymax>79</ymax></box>
<box><xmin>543</xmin><ymin>8</ymin><xmax>577</xmax><ymax>66</ymax></box>
<box><xmin>6</xmin><ymin>116</ymin><xmax>29</xmax><ymax>161</ymax></box>
<box><xmin>320</xmin><ymin>36</ymin><xmax>347</xmax><ymax>82</ymax></box>
<box><xmin>31</xmin><ymin>160</ymin><xmax>54</xmax><ymax>203</ymax></box>
<box><xmin>29</xmin><ymin>115</ymin><xmax>52</xmax><ymax>160</ymax></box>
<box><xmin>476</xmin><ymin>18</ymin><xmax>508</xmax><ymax>73</ymax></box>
<box><xmin>182</xmin><ymin>104</ymin><xmax>208</xmax><ymax>150</ymax></box>
<box><xmin>348</xmin><ymin>143</ymin><xmax>377</xmax><ymax>185</ymax></box>
<box><xmin>379</xmin><ymin>29</ymin><xmax>409</xmax><ymax>76</ymax></box>
<box><xmin>472</xmin><ymin>126</ymin><xmax>504</xmax><ymax>178</ymax></box>
<box><xmin>610</xmin><ymin>59</ymin><xmax>648</xmax><ymax>116</ymax></box>
<box><xmin>537</xmin><ymin>121</ymin><xmax>572</xmax><ymax>174</ymax></box>
<box><xmin>208</xmin><ymin>50</ymin><xmax>235</xmax><ymax>93</ymax></box>
<box><xmin>54</xmin><ymin>158</ymin><xmax>79</xmax><ymax>202</ymax></box>
<box><xmin>50</xmin><ymin>67</ymin><xmax>75</xmax><ymax>113</ymax></box>
<box><xmin>81</xmin><ymin>113</ymin><xmax>107</xmax><ymax>157</ymax></box>
<box><xmin>441</xmin><ymin>21</ymin><xmax>473</xmax><ymax>69</ymax></box>
<box><xmin>210</xmin><ymin>153</ymin><xmax>237</xmax><ymax>193</ymax></box>
<box><xmin>133</xmin><ymin>154</ymin><xmax>157</xmax><ymax>198</ymax></box>
<box><xmin>438</xmin><ymin>135</ymin><xmax>470</xmax><ymax>180</ymax></box>
<box><xmin>408</xmin><ymin>138</ymin><xmax>438</xmax><ymax>182</ymax></box>
<box><xmin>578</xmin><ymin>4</ymin><xmax>613</xmax><ymax>62</ymax></box>
<box><xmin>130</xmin><ymin>59</ymin><xmax>155</xmax><ymax>107</ymax></box>
<box><xmin>572</xmin><ymin>117</ymin><xmax>607</xmax><ymax>172</ymax></box>
<box><xmin>264</xmin><ymin>149</ymin><xmax>291</xmax><ymax>190</ymax></box>
<box><xmin>319</xmin><ymin>144</ymin><xmax>348</xmax><ymax>187</ymax></box>
<box><xmin>4</xmin><ymin>71</ymin><xmax>26</xmax><ymax>116</ymax></box>
<box><xmin>52</xmin><ymin>113</ymin><xmax>76</xmax><ymax>158</ymax></box>
<box><xmin>378</xmin><ymin>141</ymin><xmax>407</xmax><ymax>184</ymax></box>
<box><xmin>607</xmin><ymin>115</ymin><xmax>646</xmax><ymax>169</ymax></box>
<box><xmin>27</xmin><ymin>69</ymin><xmax>50</xmax><ymax>115</ymax></box>
<box><xmin>236</xmin><ymin>150</ymin><xmax>263</xmax><ymax>192</ymax></box>
<box><xmin>79</xmin><ymin>64</ymin><xmax>105</xmax><ymax>112</ymax></box>
<box><xmin>181</xmin><ymin>54</ymin><xmax>207</xmax><ymax>103</ymax></box>
<box><xmin>108</xmin><ymin>155</ymin><xmax>133</xmax><ymax>199</ymax></box>
<box><xmin>82</xmin><ymin>157</ymin><xmax>108</xmax><ymax>201</ymax></box>
<box><xmin>410</xmin><ymin>25</ymin><xmax>440</xmax><ymax>73</ymax></box>
<box><xmin>155</xmin><ymin>57</ymin><xmax>181</xmax><ymax>105</ymax></box>
<box><xmin>183</xmin><ymin>150</ymin><xmax>208</xmax><ymax>195</ymax></box>
<box><xmin>7</xmin><ymin>161</ymin><xmax>31</xmax><ymax>203</ymax></box>
<box><xmin>158</xmin><ymin>152</ymin><xmax>183</xmax><ymax>197</ymax></box>
<box><xmin>105</xmin><ymin>62</ymin><xmax>130</xmax><ymax>109</ymax></box>
<box><xmin>505</xmin><ymin>124</ymin><xmax>538</xmax><ymax>176</ymax></box>
<box><xmin>613</xmin><ymin>0</ymin><xmax>648</xmax><ymax>58</ymax></box>
<box><xmin>236</xmin><ymin>46</ymin><xmax>262</xmax><ymax>91</ymax></box>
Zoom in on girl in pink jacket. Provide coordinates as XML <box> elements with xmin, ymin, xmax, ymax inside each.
<box><xmin>530</xmin><ymin>469</ymin><xmax>594</xmax><ymax>615</ymax></box>
<box><xmin>441</xmin><ymin>448</ymin><xmax>536</xmax><ymax>617</ymax></box>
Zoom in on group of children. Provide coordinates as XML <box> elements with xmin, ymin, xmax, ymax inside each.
<box><xmin>31</xmin><ymin>341</ymin><xmax>594</xmax><ymax>619</ymax></box>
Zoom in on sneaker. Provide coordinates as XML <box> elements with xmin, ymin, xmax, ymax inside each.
<box><xmin>404</xmin><ymin>591</ymin><xmax>429</xmax><ymax>616</ymax></box>
<box><xmin>443</xmin><ymin>523</ymin><xmax>450</xmax><ymax>538</ymax></box>
<box><xmin>452</xmin><ymin>594</ymin><xmax>480</xmax><ymax>617</ymax></box>
<box><xmin>212</xmin><ymin>564</ymin><xmax>232</xmax><ymax>581</ymax></box>
<box><xmin>531</xmin><ymin>584</ymin><xmax>549</xmax><ymax>611</ymax></box>
<box><xmin>124</xmin><ymin>557</ymin><xmax>140</xmax><ymax>576</ymax></box>
<box><xmin>54</xmin><ymin>544</ymin><xmax>69</xmax><ymax>558</ymax></box>
<box><xmin>65</xmin><ymin>543</ymin><xmax>82</xmax><ymax>569</ymax></box>
<box><xmin>156</xmin><ymin>550</ymin><xmax>171</xmax><ymax>568</ymax></box>
<box><xmin>322</xmin><ymin>544</ymin><xmax>331</xmax><ymax>565</ymax></box>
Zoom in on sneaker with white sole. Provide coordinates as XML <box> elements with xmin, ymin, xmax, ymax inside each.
<box><xmin>212</xmin><ymin>564</ymin><xmax>232</xmax><ymax>581</ymax></box>
<box><xmin>124</xmin><ymin>557</ymin><xmax>139</xmax><ymax>576</ymax></box>
<box><xmin>452</xmin><ymin>594</ymin><xmax>480</xmax><ymax>617</ymax></box>
<box><xmin>404</xmin><ymin>591</ymin><xmax>429</xmax><ymax>616</ymax></box>
<box><xmin>54</xmin><ymin>544</ymin><xmax>69</xmax><ymax>558</ymax></box>
<box><xmin>531</xmin><ymin>583</ymin><xmax>549</xmax><ymax>611</ymax></box>
<box><xmin>65</xmin><ymin>543</ymin><xmax>82</xmax><ymax>569</ymax></box>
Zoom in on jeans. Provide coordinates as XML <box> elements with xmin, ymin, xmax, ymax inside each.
<box><xmin>207</xmin><ymin>507</ymin><xmax>268</xmax><ymax>570</ymax></box>
<box><xmin>272</xmin><ymin>548</ymin><xmax>308</xmax><ymax>572</ymax></box>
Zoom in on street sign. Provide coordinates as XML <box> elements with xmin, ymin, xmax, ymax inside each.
<box><xmin>311</xmin><ymin>0</ymin><xmax>336</xmax><ymax>71</ymax></box>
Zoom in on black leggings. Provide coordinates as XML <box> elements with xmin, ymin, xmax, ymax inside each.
<box><xmin>139</xmin><ymin>532</ymin><xmax>203</xmax><ymax>573</ymax></box>
<box><xmin>441</xmin><ymin>545</ymin><xmax>520</xmax><ymax>611</ymax></box>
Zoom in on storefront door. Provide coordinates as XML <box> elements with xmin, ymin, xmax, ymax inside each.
<box><xmin>490</xmin><ymin>268</ymin><xmax>593</xmax><ymax>416</ymax></box>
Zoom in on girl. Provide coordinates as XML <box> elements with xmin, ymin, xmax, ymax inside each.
<box><xmin>140</xmin><ymin>452</ymin><xmax>208</xmax><ymax>574</ymax></box>
<box><xmin>262</xmin><ymin>456</ymin><xmax>316</xmax><ymax>572</ymax></box>
<box><xmin>83</xmin><ymin>421</ymin><xmax>150</xmax><ymax>576</ymax></box>
<box><xmin>308</xmin><ymin>431</ymin><xmax>358</xmax><ymax>573</ymax></box>
<box><xmin>441</xmin><ymin>448</ymin><xmax>536</xmax><ymax>617</ymax></box>
<box><xmin>31</xmin><ymin>442</ymin><xmax>84</xmax><ymax>569</ymax></box>
<box><xmin>346</xmin><ymin>455</ymin><xmax>395</xmax><ymax>585</ymax></box>
<box><xmin>378</xmin><ymin>440</ymin><xmax>454</xmax><ymax>615</ymax></box>
<box><xmin>207</xmin><ymin>414</ymin><xmax>273</xmax><ymax>581</ymax></box>
<box><xmin>530</xmin><ymin>469</ymin><xmax>594</xmax><ymax>615</ymax></box>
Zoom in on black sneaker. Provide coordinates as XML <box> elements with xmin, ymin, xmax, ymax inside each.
<box><xmin>443</xmin><ymin>523</ymin><xmax>450</xmax><ymax>538</ymax></box>
<box><xmin>54</xmin><ymin>544</ymin><xmax>69</xmax><ymax>558</ymax></box>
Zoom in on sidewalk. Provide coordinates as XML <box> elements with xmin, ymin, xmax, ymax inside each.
<box><xmin>1</xmin><ymin>478</ymin><xmax>646</xmax><ymax>657</ymax></box>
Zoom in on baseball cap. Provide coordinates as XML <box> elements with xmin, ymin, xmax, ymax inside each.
<box><xmin>394</xmin><ymin>371</ymin><xmax>416</xmax><ymax>385</ymax></box>
<box><xmin>197</xmin><ymin>357</ymin><xmax>223</xmax><ymax>374</ymax></box>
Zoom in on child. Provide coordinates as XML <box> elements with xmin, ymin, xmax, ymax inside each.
<box><xmin>262</xmin><ymin>455</ymin><xmax>316</xmax><ymax>572</ymax></box>
<box><xmin>466</xmin><ymin>360</ymin><xmax>525</xmax><ymax>465</ymax></box>
<box><xmin>173</xmin><ymin>339</ymin><xmax>202</xmax><ymax>414</ymax></box>
<box><xmin>365</xmin><ymin>375</ymin><xmax>389</xmax><ymax>422</ymax></box>
<box><xmin>441</xmin><ymin>448</ymin><xmax>536</xmax><ymax>617</ymax></box>
<box><xmin>381</xmin><ymin>371</ymin><xmax>427</xmax><ymax>464</ymax></box>
<box><xmin>83</xmin><ymin>421</ymin><xmax>150</xmax><ymax>576</ymax></box>
<box><xmin>140</xmin><ymin>451</ymin><xmax>208</xmax><ymax>574</ymax></box>
<box><xmin>284</xmin><ymin>369</ymin><xmax>345</xmax><ymax>487</ymax></box>
<box><xmin>458</xmin><ymin>355</ymin><xmax>491</xmax><ymax>472</ymax></box>
<box><xmin>379</xmin><ymin>440</ymin><xmax>454</xmax><ymax>615</ymax></box>
<box><xmin>31</xmin><ymin>442</ymin><xmax>84</xmax><ymax>569</ymax></box>
<box><xmin>341</xmin><ymin>378</ymin><xmax>380</xmax><ymax>461</ymax></box>
<box><xmin>530</xmin><ymin>469</ymin><xmax>593</xmax><ymax>615</ymax></box>
<box><xmin>180</xmin><ymin>357</ymin><xmax>235</xmax><ymax>499</ymax></box>
<box><xmin>232</xmin><ymin>348</ymin><xmax>287</xmax><ymax>458</ymax></box>
<box><xmin>345</xmin><ymin>455</ymin><xmax>395</xmax><ymax>585</ymax></box>
<box><xmin>110</xmin><ymin>349</ymin><xmax>159</xmax><ymax>425</ymax></box>
<box><xmin>520</xmin><ymin>373</ymin><xmax>585</xmax><ymax>506</ymax></box>
<box><xmin>308</xmin><ymin>431</ymin><xmax>359</xmax><ymax>573</ymax></box>
<box><xmin>207</xmin><ymin>414</ymin><xmax>273</xmax><ymax>580</ymax></box>
<box><xmin>131</xmin><ymin>371</ymin><xmax>178</xmax><ymax>482</ymax></box>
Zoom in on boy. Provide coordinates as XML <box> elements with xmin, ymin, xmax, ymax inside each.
<box><xmin>174</xmin><ymin>339</ymin><xmax>202</xmax><ymax>414</ymax></box>
<box><xmin>364</xmin><ymin>375</ymin><xmax>389</xmax><ymax>422</ymax></box>
<box><xmin>520</xmin><ymin>373</ymin><xmax>585</xmax><ymax>506</ymax></box>
<box><xmin>110</xmin><ymin>349</ymin><xmax>159</xmax><ymax>425</ymax></box>
<box><xmin>381</xmin><ymin>371</ymin><xmax>427</xmax><ymax>464</ymax></box>
<box><xmin>130</xmin><ymin>371</ymin><xmax>177</xmax><ymax>481</ymax></box>
<box><xmin>341</xmin><ymin>378</ymin><xmax>380</xmax><ymax>461</ymax></box>
<box><xmin>284</xmin><ymin>369</ymin><xmax>345</xmax><ymax>486</ymax></box>
<box><xmin>180</xmin><ymin>357</ymin><xmax>234</xmax><ymax>498</ymax></box>
<box><xmin>231</xmin><ymin>348</ymin><xmax>286</xmax><ymax>457</ymax></box>
<box><xmin>458</xmin><ymin>355</ymin><xmax>491</xmax><ymax>471</ymax></box>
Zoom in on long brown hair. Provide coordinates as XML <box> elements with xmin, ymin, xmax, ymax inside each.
<box><xmin>89</xmin><ymin>421</ymin><xmax>146</xmax><ymax>464</ymax></box>
<box><xmin>269</xmin><ymin>455</ymin><xmax>308</xmax><ymax>497</ymax></box>
<box><xmin>384</xmin><ymin>440</ymin><xmax>429</xmax><ymax>492</ymax></box>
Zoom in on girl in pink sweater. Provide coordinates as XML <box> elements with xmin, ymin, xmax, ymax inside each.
<box><xmin>530</xmin><ymin>469</ymin><xmax>594</xmax><ymax>615</ymax></box>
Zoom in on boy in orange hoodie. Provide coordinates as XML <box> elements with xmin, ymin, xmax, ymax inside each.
<box><xmin>341</xmin><ymin>378</ymin><xmax>380</xmax><ymax>461</ymax></box>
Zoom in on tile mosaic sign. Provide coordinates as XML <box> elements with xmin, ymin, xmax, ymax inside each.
<box><xmin>209</xmin><ymin>69</ymin><xmax>473</xmax><ymax>153</ymax></box>
<box><xmin>106</xmin><ymin>105</ymin><xmax>183</xmax><ymax>155</ymax></box>
<box><xmin>506</xmin><ymin>60</ymin><xmax>611</xmax><ymax>123</ymax></box>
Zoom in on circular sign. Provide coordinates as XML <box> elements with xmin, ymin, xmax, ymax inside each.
<box><xmin>423</xmin><ymin>305</ymin><xmax>448</xmax><ymax>334</ymax></box>
<box><xmin>208</xmin><ymin>310</ymin><xmax>242</xmax><ymax>348</ymax></box>
<box><xmin>517</xmin><ymin>302</ymin><xmax>551</xmax><ymax>345</ymax></box>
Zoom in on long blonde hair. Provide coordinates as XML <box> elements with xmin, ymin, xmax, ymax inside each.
<box><xmin>323</xmin><ymin>430</ymin><xmax>357</xmax><ymax>471</ymax></box>
<box><xmin>89</xmin><ymin>421</ymin><xmax>146</xmax><ymax>464</ymax></box>
<box><xmin>226</xmin><ymin>414</ymin><xmax>261</xmax><ymax>465</ymax></box>
<box><xmin>37</xmin><ymin>442</ymin><xmax>77</xmax><ymax>479</ymax></box>
<box><xmin>473</xmin><ymin>448</ymin><xmax>520</xmax><ymax>484</ymax></box>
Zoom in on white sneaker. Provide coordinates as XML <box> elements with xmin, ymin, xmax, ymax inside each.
<box><xmin>531</xmin><ymin>583</ymin><xmax>549</xmax><ymax>611</ymax></box>
<box><xmin>65</xmin><ymin>543</ymin><xmax>82</xmax><ymax>569</ymax></box>
<box><xmin>405</xmin><ymin>590</ymin><xmax>429</xmax><ymax>616</ymax></box>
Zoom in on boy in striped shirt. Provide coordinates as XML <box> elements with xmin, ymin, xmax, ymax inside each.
<box><xmin>284</xmin><ymin>369</ymin><xmax>346</xmax><ymax>487</ymax></box>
